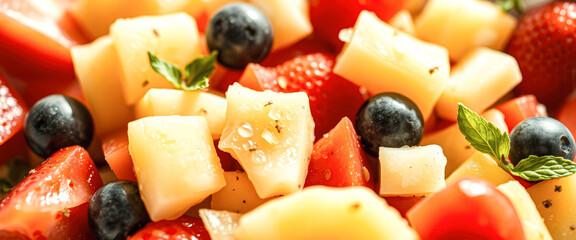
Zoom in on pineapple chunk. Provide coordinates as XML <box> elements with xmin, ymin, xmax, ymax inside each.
<box><xmin>218</xmin><ymin>83</ymin><xmax>314</xmax><ymax>198</ymax></box>
<box><xmin>389</xmin><ymin>10</ymin><xmax>416</xmax><ymax>35</ymax></box>
<box><xmin>446</xmin><ymin>152</ymin><xmax>514</xmax><ymax>186</ymax></box>
<box><xmin>71</xmin><ymin>36</ymin><xmax>134</xmax><ymax>136</ymax></box>
<box><xmin>415</xmin><ymin>0</ymin><xmax>517</xmax><ymax>61</ymax></box>
<box><xmin>436</xmin><ymin>47</ymin><xmax>522</xmax><ymax>121</ymax></box>
<box><xmin>234</xmin><ymin>186</ymin><xmax>418</xmax><ymax>240</ymax></box>
<box><xmin>199</xmin><ymin>209</ymin><xmax>242</xmax><ymax>240</ymax></box>
<box><xmin>211</xmin><ymin>171</ymin><xmax>271</xmax><ymax>214</ymax></box>
<box><xmin>110</xmin><ymin>13</ymin><xmax>203</xmax><ymax>105</ymax></box>
<box><xmin>378</xmin><ymin>145</ymin><xmax>447</xmax><ymax>197</ymax></box>
<box><xmin>498</xmin><ymin>181</ymin><xmax>553</xmax><ymax>240</ymax></box>
<box><xmin>128</xmin><ymin>116</ymin><xmax>225</xmax><ymax>221</ymax></box>
<box><xmin>334</xmin><ymin>11</ymin><xmax>450</xmax><ymax>120</ymax></box>
<box><xmin>135</xmin><ymin>88</ymin><xmax>227</xmax><ymax>140</ymax></box>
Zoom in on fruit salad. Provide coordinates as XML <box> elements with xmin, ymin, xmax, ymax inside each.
<box><xmin>1</xmin><ymin>0</ymin><xmax>576</xmax><ymax>239</ymax></box>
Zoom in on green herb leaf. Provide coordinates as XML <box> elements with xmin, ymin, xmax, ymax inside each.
<box><xmin>494</xmin><ymin>0</ymin><xmax>524</xmax><ymax>13</ymax></box>
<box><xmin>510</xmin><ymin>155</ymin><xmax>576</xmax><ymax>181</ymax></box>
<box><xmin>457</xmin><ymin>103</ymin><xmax>510</xmax><ymax>164</ymax></box>
<box><xmin>148</xmin><ymin>51</ymin><xmax>182</xmax><ymax>89</ymax></box>
<box><xmin>183</xmin><ymin>50</ymin><xmax>217</xmax><ymax>91</ymax></box>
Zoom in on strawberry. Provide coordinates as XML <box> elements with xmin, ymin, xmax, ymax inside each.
<box><xmin>0</xmin><ymin>73</ymin><xmax>27</xmax><ymax>165</ymax></box>
<box><xmin>0</xmin><ymin>146</ymin><xmax>103</xmax><ymax>239</ymax></box>
<box><xmin>505</xmin><ymin>1</ymin><xmax>576</xmax><ymax>115</ymax></box>
<box><xmin>238</xmin><ymin>53</ymin><xmax>369</xmax><ymax>138</ymax></box>
<box><xmin>127</xmin><ymin>215</ymin><xmax>210</xmax><ymax>240</ymax></box>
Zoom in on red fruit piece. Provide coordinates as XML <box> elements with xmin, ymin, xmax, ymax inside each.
<box><xmin>0</xmin><ymin>73</ymin><xmax>27</xmax><ymax>147</ymax></box>
<box><xmin>305</xmin><ymin>117</ymin><xmax>375</xmax><ymax>190</ymax></box>
<box><xmin>0</xmin><ymin>145</ymin><xmax>103</xmax><ymax>239</ymax></box>
<box><xmin>238</xmin><ymin>53</ymin><xmax>369</xmax><ymax>138</ymax></box>
<box><xmin>495</xmin><ymin>94</ymin><xmax>545</xmax><ymax>131</ymax></box>
<box><xmin>127</xmin><ymin>215</ymin><xmax>210</xmax><ymax>240</ymax></box>
<box><xmin>505</xmin><ymin>1</ymin><xmax>576</xmax><ymax>115</ymax></box>
<box><xmin>558</xmin><ymin>96</ymin><xmax>576</xmax><ymax>139</ymax></box>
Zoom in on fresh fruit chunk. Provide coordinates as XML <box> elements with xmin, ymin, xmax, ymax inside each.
<box><xmin>0</xmin><ymin>74</ymin><xmax>26</xmax><ymax>147</ymax></box>
<box><xmin>211</xmin><ymin>171</ymin><xmax>270</xmax><ymax>214</ymax></box>
<box><xmin>127</xmin><ymin>215</ymin><xmax>210</xmax><ymax>240</ymax></box>
<box><xmin>101</xmin><ymin>128</ymin><xmax>137</xmax><ymax>182</ymax></box>
<box><xmin>128</xmin><ymin>116</ymin><xmax>225</xmax><ymax>221</ymax></box>
<box><xmin>88</xmin><ymin>180</ymin><xmax>150</xmax><ymax>240</ymax></box>
<box><xmin>218</xmin><ymin>83</ymin><xmax>314</xmax><ymax>198</ymax></box>
<box><xmin>334</xmin><ymin>11</ymin><xmax>450</xmax><ymax>121</ymax></box>
<box><xmin>415</xmin><ymin>0</ymin><xmax>517</xmax><ymax>61</ymax></box>
<box><xmin>388</xmin><ymin>10</ymin><xmax>416</xmax><ymax>35</ymax></box>
<box><xmin>435</xmin><ymin>47</ymin><xmax>522</xmax><ymax>121</ymax></box>
<box><xmin>406</xmin><ymin>177</ymin><xmax>525</xmax><ymax>240</ymax></box>
<box><xmin>446</xmin><ymin>152</ymin><xmax>514</xmax><ymax>186</ymax></box>
<box><xmin>558</xmin><ymin>97</ymin><xmax>576</xmax><ymax>138</ymax></box>
<box><xmin>199</xmin><ymin>208</ymin><xmax>241</xmax><ymax>240</ymax></box>
<box><xmin>238</xmin><ymin>52</ymin><xmax>368</xmax><ymax>139</ymax></box>
<box><xmin>24</xmin><ymin>95</ymin><xmax>94</xmax><ymax>158</ymax></box>
<box><xmin>378</xmin><ymin>145</ymin><xmax>447</xmax><ymax>197</ymax></box>
<box><xmin>495</xmin><ymin>95</ymin><xmax>546</xmax><ymax>131</ymax></box>
<box><xmin>0</xmin><ymin>146</ymin><xmax>103</xmax><ymax>239</ymax></box>
<box><xmin>235</xmin><ymin>186</ymin><xmax>418</xmax><ymax>239</ymax></box>
<box><xmin>505</xmin><ymin>1</ymin><xmax>576</xmax><ymax>114</ymax></box>
<box><xmin>110</xmin><ymin>13</ymin><xmax>203</xmax><ymax>105</ymax></box>
<box><xmin>305</xmin><ymin>117</ymin><xmax>375</xmax><ymax>190</ymax></box>
<box><xmin>355</xmin><ymin>92</ymin><xmax>424</xmax><ymax>157</ymax></box>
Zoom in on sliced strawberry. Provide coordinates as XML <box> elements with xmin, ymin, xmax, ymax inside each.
<box><xmin>238</xmin><ymin>53</ymin><xmax>369</xmax><ymax>138</ymax></box>
<box><xmin>305</xmin><ymin>117</ymin><xmax>375</xmax><ymax>190</ymax></box>
<box><xmin>495</xmin><ymin>95</ymin><xmax>545</xmax><ymax>131</ymax></box>
<box><xmin>0</xmin><ymin>73</ymin><xmax>27</xmax><ymax>145</ymax></box>
<box><xmin>127</xmin><ymin>215</ymin><xmax>210</xmax><ymax>240</ymax></box>
<box><xmin>0</xmin><ymin>146</ymin><xmax>103</xmax><ymax>239</ymax></box>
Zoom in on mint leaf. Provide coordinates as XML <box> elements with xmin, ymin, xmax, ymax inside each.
<box><xmin>510</xmin><ymin>155</ymin><xmax>576</xmax><ymax>181</ymax></box>
<box><xmin>457</xmin><ymin>103</ymin><xmax>510</xmax><ymax>164</ymax></box>
<box><xmin>183</xmin><ymin>51</ymin><xmax>217</xmax><ymax>91</ymax></box>
<box><xmin>148</xmin><ymin>51</ymin><xmax>182</xmax><ymax>89</ymax></box>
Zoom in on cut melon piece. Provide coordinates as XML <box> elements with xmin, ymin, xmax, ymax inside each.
<box><xmin>436</xmin><ymin>47</ymin><xmax>522</xmax><ymax>121</ymax></box>
<box><xmin>218</xmin><ymin>83</ymin><xmax>314</xmax><ymax>198</ymax></box>
<box><xmin>71</xmin><ymin>36</ymin><xmax>135</xmax><ymax>136</ymax></box>
<box><xmin>334</xmin><ymin>11</ymin><xmax>450</xmax><ymax>120</ymax></box>
<box><xmin>415</xmin><ymin>0</ymin><xmax>517</xmax><ymax>61</ymax></box>
<box><xmin>199</xmin><ymin>208</ymin><xmax>242</xmax><ymax>240</ymax></box>
<box><xmin>378</xmin><ymin>145</ymin><xmax>447</xmax><ymax>197</ymax></box>
<box><xmin>211</xmin><ymin>171</ymin><xmax>270</xmax><ymax>214</ymax></box>
<box><xmin>446</xmin><ymin>152</ymin><xmax>514</xmax><ymax>186</ymax></box>
<box><xmin>388</xmin><ymin>10</ymin><xmax>416</xmax><ymax>35</ymax></box>
<box><xmin>234</xmin><ymin>186</ymin><xmax>418</xmax><ymax>240</ymax></box>
<box><xmin>498</xmin><ymin>181</ymin><xmax>553</xmax><ymax>240</ymax></box>
<box><xmin>128</xmin><ymin>116</ymin><xmax>225</xmax><ymax>221</ymax></box>
<box><xmin>135</xmin><ymin>88</ymin><xmax>227</xmax><ymax>140</ymax></box>
<box><xmin>110</xmin><ymin>13</ymin><xmax>203</xmax><ymax>105</ymax></box>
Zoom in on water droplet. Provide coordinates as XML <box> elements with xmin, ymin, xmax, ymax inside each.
<box><xmin>237</xmin><ymin>122</ymin><xmax>254</xmax><ymax>138</ymax></box>
<box><xmin>261</xmin><ymin>128</ymin><xmax>279</xmax><ymax>145</ymax></box>
<box><xmin>252</xmin><ymin>149</ymin><xmax>267</xmax><ymax>164</ymax></box>
<box><xmin>268</xmin><ymin>106</ymin><xmax>283</xmax><ymax>121</ymax></box>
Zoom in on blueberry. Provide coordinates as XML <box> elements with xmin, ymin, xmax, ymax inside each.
<box><xmin>205</xmin><ymin>2</ymin><xmax>273</xmax><ymax>69</ymax></box>
<box><xmin>355</xmin><ymin>92</ymin><xmax>424</xmax><ymax>158</ymax></box>
<box><xmin>509</xmin><ymin>117</ymin><xmax>575</xmax><ymax>165</ymax></box>
<box><xmin>24</xmin><ymin>94</ymin><xmax>94</xmax><ymax>158</ymax></box>
<box><xmin>88</xmin><ymin>181</ymin><xmax>150</xmax><ymax>240</ymax></box>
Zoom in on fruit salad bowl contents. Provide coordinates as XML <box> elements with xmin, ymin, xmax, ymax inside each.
<box><xmin>0</xmin><ymin>0</ymin><xmax>575</xmax><ymax>239</ymax></box>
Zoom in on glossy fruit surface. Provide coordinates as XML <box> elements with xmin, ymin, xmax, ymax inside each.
<box><xmin>0</xmin><ymin>73</ymin><xmax>27</xmax><ymax>147</ymax></box>
<box><xmin>205</xmin><ymin>2</ymin><xmax>273</xmax><ymax>69</ymax></box>
<box><xmin>24</xmin><ymin>94</ymin><xmax>94</xmax><ymax>158</ymax></box>
<box><xmin>127</xmin><ymin>215</ymin><xmax>210</xmax><ymax>240</ymax></box>
<box><xmin>509</xmin><ymin>117</ymin><xmax>576</xmax><ymax>165</ymax></box>
<box><xmin>495</xmin><ymin>94</ymin><xmax>544</xmax><ymax>131</ymax></box>
<box><xmin>89</xmin><ymin>180</ymin><xmax>150</xmax><ymax>240</ymax></box>
<box><xmin>355</xmin><ymin>92</ymin><xmax>424</xmax><ymax>158</ymax></box>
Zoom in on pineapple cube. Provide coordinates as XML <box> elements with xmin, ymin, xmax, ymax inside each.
<box><xmin>388</xmin><ymin>10</ymin><xmax>416</xmax><ymax>35</ymax></box>
<box><xmin>110</xmin><ymin>13</ymin><xmax>202</xmax><ymax>105</ymax></box>
<box><xmin>446</xmin><ymin>152</ymin><xmax>514</xmax><ymax>186</ymax></box>
<box><xmin>199</xmin><ymin>209</ymin><xmax>242</xmax><ymax>240</ymax></box>
<box><xmin>378</xmin><ymin>145</ymin><xmax>447</xmax><ymax>197</ymax></box>
<box><xmin>334</xmin><ymin>11</ymin><xmax>450</xmax><ymax>120</ymax></box>
<box><xmin>218</xmin><ymin>83</ymin><xmax>314</xmax><ymax>198</ymax></box>
<box><xmin>436</xmin><ymin>47</ymin><xmax>522</xmax><ymax>121</ymax></box>
<box><xmin>415</xmin><ymin>0</ymin><xmax>517</xmax><ymax>61</ymax></box>
<box><xmin>211</xmin><ymin>171</ymin><xmax>270</xmax><ymax>214</ymax></box>
<box><xmin>128</xmin><ymin>116</ymin><xmax>225</xmax><ymax>221</ymax></box>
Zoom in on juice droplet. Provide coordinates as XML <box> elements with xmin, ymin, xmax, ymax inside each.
<box><xmin>261</xmin><ymin>128</ymin><xmax>279</xmax><ymax>145</ymax></box>
<box><xmin>252</xmin><ymin>149</ymin><xmax>267</xmax><ymax>164</ymax></box>
<box><xmin>237</xmin><ymin>122</ymin><xmax>254</xmax><ymax>138</ymax></box>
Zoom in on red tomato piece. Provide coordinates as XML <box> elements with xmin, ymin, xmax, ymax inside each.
<box><xmin>127</xmin><ymin>215</ymin><xmax>210</xmax><ymax>240</ymax></box>
<box><xmin>406</xmin><ymin>177</ymin><xmax>525</xmax><ymax>240</ymax></box>
<box><xmin>495</xmin><ymin>95</ymin><xmax>544</xmax><ymax>131</ymax></box>
<box><xmin>102</xmin><ymin>128</ymin><xmax>138</xmax><ymax>182</ymax></box>
<box><xmin>0</xmin><ymin>146</ymin><xmax>103</xmax><ymax>239</ymax></box>
<box><xmin>558</xmin><ymin>96</ymin><xmax>576</xmax><ymax>139</ymax></box>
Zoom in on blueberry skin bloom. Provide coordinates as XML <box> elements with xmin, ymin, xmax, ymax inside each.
<box><xmin>206</xmin><ymin>2</ymin><xmax>273</xmax><ymax>69</ymax></box>
<box><xmin>24</xmin><ymin>94</ymin><xmax>94</xmax><ymax>158</ymax></box>
<box><xmin>355</xmin><ymin>92</ymin><xmax>424</xmax><ymax>158</ymax></box>
<box><xmin>509</xmin><ymin>117</ymin><xmax>575</xmax><ymax>165</ymax></box>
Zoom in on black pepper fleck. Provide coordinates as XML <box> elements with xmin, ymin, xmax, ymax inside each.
<box><xmin>555</xmin><ymin>185</ymin><xmax>562</xmax><ymax>192</ymax></box>
<box><xmin>542</xmin><ymin>200</ymin><xmax>552</xmax><ymax>208</ymax></box>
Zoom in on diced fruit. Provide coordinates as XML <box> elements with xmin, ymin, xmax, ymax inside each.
<box><xmin>305</xmin><ymin>117</ymin><xmax>375</xmax><ymax>190</ymax></box>
<box><xmin>0</xmin><ymin>146</ymin><xmax>103</xmax><ymax>239</ymax></box>
<box><xmin>446</xmin><ymin>152</ymin><xmax>514</xmax><ymax>186</ymax></box>
<box><xmin>0</xmin><ymin>74</ymin><xmax>26</xmax><ymax>147</ymax></box>
<box><xmin>497</xmin><ymin>181</ymin><xmax>553</xmax><ymax>240</ymax></box>
<box><xmin>234</xmin><ymin>186</ymin><xmax>418</xmax><ymax>240</ymax></box>
<box><xmin>334</xmin><ymin>11</ymin><xmax>450</xmax><ymax>121</ymax></box>
<box><xmin>128</xmin><ymin>215</ymin><xmax>210</xmax><ymax>240</ymax></box>
<box><xmin>101</xmin><ymin>128</ymin><xmax>137</xmax><ymax>182</ymax></box>
<box><xmin>128</xmin><ymin>116</ymin><xmax>225</xmax><ymax>221</ymax></box>
<box><xmin>199</xmin><ymin>208</ymin><xmax>241</xmax><ymax>240</ymax></box>
<box><xmin>110</xmin><ymin>13</ymin><xmax>203</xmax><ymax>105</ymax></box>
<box><xmin>211</xmin><ymin>171</ymin><xmax>270</xmax><ymax>214</ymax></box>
<box><xmin>415</xmin><ymin>0</ymin><xmax>516</xmax><ymax>61</ymax></box>
<box><xmin>558</xmin><ymin>97</ymin><xmax>576</xmax><ymax>138</ymax></box>
<box><xmin>388</xmin><ymin>10</ymin><xmax>416</xmax><ymax>35</ymax></box>
<box><xmin>218</xmin><ymin>83</ymin><xmax>314</xmax><ymax>198</ymax></box>
<box><xmin>71</xmin><ymin>36</ymin><xmax>135</xmax><ymax>136</ymax></box>
<box><xmin>378</xmin><ymin>145</ymin><xmax>447</xmax><ymax>197</ymax></box>
<box><xmin>407</xmin><ymin>177</ymin><xmax>525</xmax><ymax>240</ymax></box>
<box><xmin>135</xmin><ymin>88</ymin><xmax>227</xmax><ymax>140</ymax></box>
<box><xmin>435</xmin><ymin>47</ymin><xmax>522</xmax><ymax>121</ymax></box>
<box><xmin>495</xmin><ymin>95</ymin><xmax>546</xmax><ymax>131</ymax></box>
